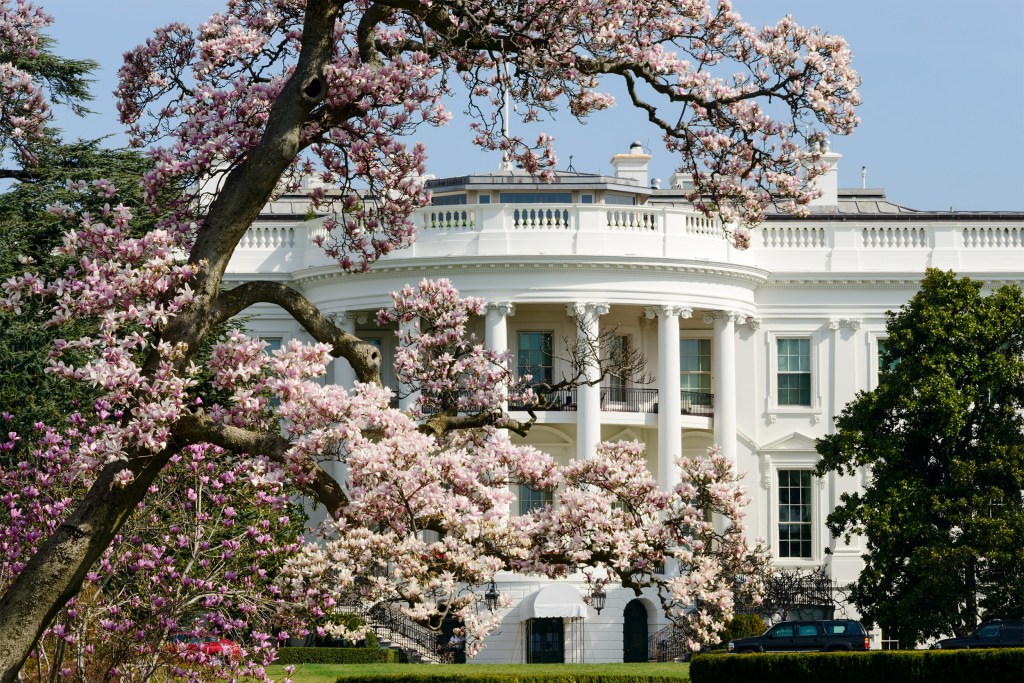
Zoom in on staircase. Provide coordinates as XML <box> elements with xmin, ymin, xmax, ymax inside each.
<box><xmin>647</xmin><ymin>622</ymin><xmax>696</xmax><ymax>662</ymax></box>
<box><xmin>366</xmin><ymin>603</ymin><xmax>452</xmax><ymax>664</ymax></box>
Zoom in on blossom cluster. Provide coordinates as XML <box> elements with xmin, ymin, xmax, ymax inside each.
<box><xmin>0</xmin><ymin>0</ymin><xmax>52</xmax><ymax>165</ymax></box>
<box><xmin>1</xmin><ymin>424</ymin><xmax>307</xmax><ymax>682</ymax></box>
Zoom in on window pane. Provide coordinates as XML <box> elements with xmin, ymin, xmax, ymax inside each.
<box><xmin>499</xmin><ymin>192</ymin><xmax>572</xmax><ymax>204</ymax></box>
<box><xmin>778</xmin><ymin>469</ymin><xmax>813</xmax><ymax>558</ymax></box>
<box><xmin>680</xmin><ymin>339</ymin><xmax>712</xmax><ymax>394</ymax></box>
<box><xmin>518</xmin><ymin>332</ymin><xmax>553</xmax><ymax>384</ymax></box>
<box><xmin>777</xmin><ymin>338</ymin><xmax>811</xmax><ymax>406</ymax></box>
<box><xmin>519</xmin><ymin>484</ymin><xmax>553</xmax><ymax>515</ymax></box>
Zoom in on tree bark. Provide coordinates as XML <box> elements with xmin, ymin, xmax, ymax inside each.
<box><xmin>0</xmin><ymin>3</ymin><xmax>345</xmax><ymax>679</ymax></box>
<box><xmin>0</xmin><ymin>452</ymin><xmax>173</xmax><ymax>683</ymax></box>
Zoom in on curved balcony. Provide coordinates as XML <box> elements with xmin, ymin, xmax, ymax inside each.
<box><xmin>508</xmin><ymin>388</ymin><xmax>714</xmax><ymax>416</ymax></box>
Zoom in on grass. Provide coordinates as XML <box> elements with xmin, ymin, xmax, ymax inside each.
<box><xmin>265</xmin><ymin>662</ymin><xmax>691</xmax><ymax>682</ymax></box>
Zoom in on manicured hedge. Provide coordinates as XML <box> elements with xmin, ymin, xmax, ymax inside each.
<box><xmin>333</xmin><ymin>675</ymin><xmax>684</xmax><ymax>682</ymax></box>
<box><xmin>275</xmin><ymin>646</ymin><xmax>399</xmax><ymax>664</ymax></box>
<box><xmin>690</xmin><ymin>648</ymin><xmax>1024</xmax><ymax>682</ymax></box>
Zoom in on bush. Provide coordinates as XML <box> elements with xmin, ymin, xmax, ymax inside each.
<box><xmin>275</xmin><ymin>646</ymin><xmax>399</xmax><ymax>665</ymax></box>
<box><xmin>333</xmin><ymin>675</ymin><xmax>685</xmax><ymax>683</ymax></box>
<box><xmin>707</xmin><ymin>612</ymin><xmax>766</xmax><ymax>651</ymax></box>
<box><xmin>690</xmin><ymin>648</ymin><xmax>1024</xmax><ymax>683</ymax></box>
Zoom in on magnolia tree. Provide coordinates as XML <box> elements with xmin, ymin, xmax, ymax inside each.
<box><xmin>0</xmin><ymin>0</ymin><xmax>859</xmax><ymax>678</ymax></box>
<box><xmin>1</xmin><ymin>425</ymin><xmax>309</xmax><ymax>683</ymax></box>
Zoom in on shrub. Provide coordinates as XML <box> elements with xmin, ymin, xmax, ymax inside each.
<box><xmin>332</xmin><ymin>675</ymin><xmax>685</xmax><ymax>683</ymax></box>
<box><xmin>690</xmin><ymin>648</ymin><xmax>1024</xmax><ymax>683</ymax></box>
<box><xmin>275</xmin><ymin>646</ymin><xmax>399</xmax><ymax>665</ymax></box>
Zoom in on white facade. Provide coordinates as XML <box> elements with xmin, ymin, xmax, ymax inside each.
<box><xmin>226</xmin><ymin>148</ymin><xmax>1024</xmax><ymax>662</ymax></box>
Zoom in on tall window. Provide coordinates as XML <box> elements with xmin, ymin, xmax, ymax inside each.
<box><xmin>519</xmin><ymin>484</ymin><xmax>553</xmax><ymax>515</ymax></box>
<box><xmin>778</xmin><ymin>470</ymin><xmax>813</xmax><ymax>558</ymax></box>
<box><xmin>517</xmin><ymin>332</ymin><xmax>553</xmax><ymax>385</ymax></box>
<box><xmin>777</xmin><ymin>338</ymin><xmax>811</xmax><ymax>406</ymax></box>
<box><xmin>608</xmin><ymin>335</ymin><xmax>630</xmax><ymax>400</ymax></box>
<box><xmin>680</xmin><ymin>339</ymin><xmax>712</xmax><ymax>402</ymax></box>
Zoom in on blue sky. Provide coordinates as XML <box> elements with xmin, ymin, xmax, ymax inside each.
<box><xmin>40</xmin><ymin>0</ymin><xmax>1024</xmax><ymax>210</ymax></box>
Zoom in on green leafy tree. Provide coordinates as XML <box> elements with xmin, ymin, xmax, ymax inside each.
<box><xmin>817</xmin><ymin>269</ymin><xmax>1024</xmax><ymax>646</ymax></box>
<box><xmin>0</xmin><ymin>142</ymin><xmax>161</xmax><ymax>441</ymax></box>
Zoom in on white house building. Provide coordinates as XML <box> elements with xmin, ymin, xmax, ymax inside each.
<box><xmin>226</xmin><ymin>144</ymin><xmax>1024</xmax><ymax>662</ymax></box>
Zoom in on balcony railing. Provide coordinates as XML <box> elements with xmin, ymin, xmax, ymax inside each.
<box><xmin>505</xmin><ymin>387</ymin><xmax>714</xmax><ymax>416</ymax></box>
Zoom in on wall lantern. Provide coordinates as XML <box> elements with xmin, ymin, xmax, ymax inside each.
<box><xmin>590</xmin><ymin>585</ymin><xmax>607</xmax><ymax>615</ymax></box>
<box><xmin>484</xmin><ymin>580</ymin><xmax>500</xmax><ymax>612</ymax></box>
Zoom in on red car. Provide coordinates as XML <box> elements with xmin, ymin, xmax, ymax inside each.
<box><xmin>167</xmin><ymin>633</ymin><xmax>242</xmax><ymax>660</ymax></box>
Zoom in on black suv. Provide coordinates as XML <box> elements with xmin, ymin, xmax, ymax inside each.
<box><xmin>933</xmin><ymin>620</ymin><xmax>1024</xmax><ymax>649</ymax></box>
<box><xmin>728</xmin><ymin>619</ymin><xmax>870</xmax><ymax>653</ymax></box>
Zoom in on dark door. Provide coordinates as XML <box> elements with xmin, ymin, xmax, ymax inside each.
<box><xmin>623</xmin><ymin>600</ymin><xmax>649</xmax><ymax>662</ymax></box>
<box><xmin>528</xmin><ymin>618</ymin><xmax>564</xmax><ymax>663</ymax></box>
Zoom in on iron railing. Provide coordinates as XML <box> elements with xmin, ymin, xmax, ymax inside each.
<box><xmin>366</xmin><ymin>603</ymin><xmax>452</xmax><ymax>663</ymax></box>
<box><xmin>601</xmin><ymin>387</ymin><xmax>658</xmax><ymax>413</ymax></box>
<box><xmin>424</xmin><ymin>387</ymin><xmax>715</xmax><ymax>416</ymax></box>
<box><xmin>647</xmin><ymin>621</ymin><xmax>695</xmax><ymax>662</ymax></box>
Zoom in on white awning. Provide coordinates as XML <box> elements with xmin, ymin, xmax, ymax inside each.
<box><xmin>519</xmin><ymin>583</ymin><xmax>588</xmax><ymax>621</ymax></box>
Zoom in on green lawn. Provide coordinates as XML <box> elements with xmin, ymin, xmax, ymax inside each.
<box><xmin>265</xmin><ymin>662</ymin><xmax>690</xmax><ymax>682</ymax></box>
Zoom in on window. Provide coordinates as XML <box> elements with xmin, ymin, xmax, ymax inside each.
<box><xmin>604</xmin><ymin>193</ymin><xmax>635</xmax><ymax>206</ymax></box>
<box><xmin>608</xmin><ymin>335</ymin><xmax>630</xmax><ymax>400</ymax></box>
<box><xmin>777</xmin><ymin>338</ymin><xmax>811</xmax><ymax>406</ymax></box>
<box><xmin>519</xmin><ymin>484</ymin><xmax>553</xmax><ymax>515</ymax></box>
<box><xmin>430</xmin><ymin>194</ymin><xmax>466</xmax><ymax>206</ymax></box>
<box><xmin>499</xmin><ymin>192</ymin><xmax>572</xmax><ymax>204</ymax></box>
<box><xmin>770</xmin><ymin>624</ymin><xmax>794</xmax><ymax>638</ymax></box>
<box><xmin>778</xmin><ymin>470</ymin><xmax>813</xmax><ymax>559</ymax></box>
<box><xmin>877</xmin><ymin>338</ymin><xmax>898</xmax><ymax>372</ymax></box>
<box><xmin>517</xmin><ymin>332</ymin><xmax>553</xmax><ymax>385</ymax></box>
<box><xmin>680</xmin><ymin>339</ymin><xmax>712</xmax><ymax>404</ymax></box>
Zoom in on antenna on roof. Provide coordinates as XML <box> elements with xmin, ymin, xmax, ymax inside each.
<box><xmin>566</xmin><ymin>155</ymin><xmax>576</xmax><ymax>173</ymax></box>
<box><xmin>861</xmin><ymin>166</ymin><xmax>867</xmax><ymax>189</ymax></box>
<box><xmin>499</xmin><ymin>53</ymin><xmax>513</xmax><ymax>172</ymax></box>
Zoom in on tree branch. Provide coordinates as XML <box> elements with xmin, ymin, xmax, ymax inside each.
<box><xmin>212</xmin><ymin>281</ymin><xmax>382</xmax><ymax>385</ymax></box>
<box><xmin>174</xmin><ymin>412</ymin><xmax>349</xmax><ymax>518</ymax></box>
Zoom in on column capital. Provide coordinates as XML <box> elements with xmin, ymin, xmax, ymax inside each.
<box><xmin>486</xmin><ymin>301</ymin><xmax>516</xmax><ymax>317</ymax></box>
<box><xmin>643</xmin><ymin>305</ymin><xmax>692</xmax><ymax>320</ymax></box>
<box><xmin>329</xmin><ymin>311</ymin><xmax>370</xmax><ymax>326</ymax></box>
<box><xmin>702</xmin><ymin>310</ymin><xmax>747</xmax><ymax>326</ymax></box>
<box><xmin>566</xmin><ymin>302</ymin><xmax>610</xmax><ymax>318</ymax></box>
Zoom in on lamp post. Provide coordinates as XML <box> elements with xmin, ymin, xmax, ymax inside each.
<box><xmin>484</xmin><ymin>580</ymin><xmax>500</xmax><ymax>612</ymax></box>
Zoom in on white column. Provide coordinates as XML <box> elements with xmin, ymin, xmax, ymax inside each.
<box><xmin>398</xmin><ymin>317</ymin><xmax>419</xmax><ymax>411</ymax></box>
<box><xmin>330</xmin><ymin>312</ymin><xmax>359</xmax><ymax>389</ymax></box>
<box><xmin>568</xmin><ymin>302</ymin><xmax>608</xmax><ymax>460</ymax></box>
<box><xmin>709</xmin><ymin>311</ymin><xmax>740</xmax><ymax>466</ymax></box>
<box><xmin>646</xmin><ymin>305</ymin><xmax>690</xmax><ymax>490</ymax></box>
<box><xmin>485</xmin><ymin>302</ymin><xmax>515</xmax><ymax>410</ymax></box>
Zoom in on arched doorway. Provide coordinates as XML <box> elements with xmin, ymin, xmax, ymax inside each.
<box><xmin>623</xmin><ymin>599</ymin><xmax>648</xmax><ymax>663</ymax></box>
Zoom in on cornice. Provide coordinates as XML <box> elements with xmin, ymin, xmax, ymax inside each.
<box><xmin>288</xmin><ymin>257</ymin><xmax>771</xmax><ymax>288</ymax></box>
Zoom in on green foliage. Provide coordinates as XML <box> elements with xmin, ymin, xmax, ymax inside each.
<box><xmin>0</xmin><ymin>142</ymin><xmax>165</xmax><ymax>453</ymax></box>
<box><xmin>275</xmin><ymin>647</ymin><xmax>399</xmax><ymax>665</ymax></box>
<box><xmin>725</xmin><ymin>614</ymin><xmax>767</xmax><ymax>641</ymax></box>
<box><xmin>331</xmin><ymin>674</ymin><xmax>685</xmax><ymax>683</ymax></box>
<box><xmin>816</xmin><ymin>269</ymin><xmax>1024</xmax><ymax>645</ymax></box>
<box><xmin>708</xmin><ymin>613</ymin><xmax>766</xmax><ymax>651</ymax></box>
<box><xmin>690</xmin><ymin>649</ymin><xmax>1024</xmax><ymax>683</ymax></box>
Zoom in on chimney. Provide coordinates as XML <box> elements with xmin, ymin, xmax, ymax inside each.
<box><xmin>808</xmin><ymin>144</ymin><xmax>842</xmax><ymax>207</ymax></box>
<box><xmin>610</xmin><ymin>141</ymin><xmax>651</xmax><ymax>187</ymax></box>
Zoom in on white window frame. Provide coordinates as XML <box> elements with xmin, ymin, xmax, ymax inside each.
<box><xmin>766</xmin><ymin>331</ymin><xmax>822</xmax><ymax>415</ymax></box>
<box><xmin>867</xmin><ymin>331</ymin><xmax>889</xmax><ymax>390</ymax></box>
<box><xmin>766</xmin><ymin>453</ymin><xmax>825</xmax><ymax>565</ymax></box>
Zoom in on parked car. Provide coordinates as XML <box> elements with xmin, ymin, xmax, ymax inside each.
<box><xmin>166</xmin><ymin>633</ymin><xmax>242</xmax><ymax>660</ymax></box>
<box><xmin>728</xmin><ymin>619</ymin><xmax>870</xmax><ymax>653</ymax></box>
<box><xmin>933</xmin><ymin>620</ymin><xmax>1024</xmax><ymax>649</ymax></box>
